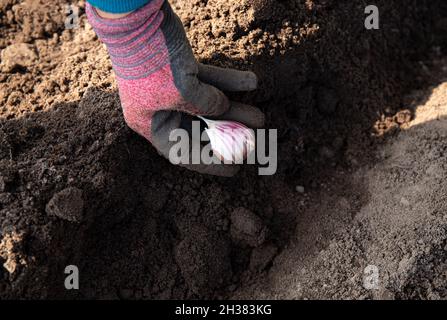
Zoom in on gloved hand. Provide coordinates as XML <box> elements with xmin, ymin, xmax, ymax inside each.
<box><xmin>86</xmin><ymin>0</ymin><xmax>265</xmax><ymax>176</ymax></box>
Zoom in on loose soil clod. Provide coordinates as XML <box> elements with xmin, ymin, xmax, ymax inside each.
<box><xmin>230</xmin><ymin>207</ymin><xmax>267</xmax><ymax>247</ymax></box>
<box><xmin>45</xmin><ymin>187</ymin><xmax>84</xmax><ymax>222</ymax></box>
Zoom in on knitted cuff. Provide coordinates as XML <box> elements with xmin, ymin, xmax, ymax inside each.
<box><xmin>86</xmin><ymin>0</ymin><xmax>169</xmax><ymax>79</ymax></box>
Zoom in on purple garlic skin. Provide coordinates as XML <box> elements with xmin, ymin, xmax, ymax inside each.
<box><xmin>199</xmin><ymin>117</ymin><xmax>255</xmax><ymax>164</ymax></box>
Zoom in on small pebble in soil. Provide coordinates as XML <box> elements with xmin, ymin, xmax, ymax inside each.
<box><xmin>295</xmin><ymin>185</ymin><xmax>305</xmax><ymax>193</ymax></box>
<box><xmin>45</xmin><ymin>187</ymin><xmax>84</xmax><ymax>222</ymax></box>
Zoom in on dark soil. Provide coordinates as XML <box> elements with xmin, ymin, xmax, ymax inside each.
<box><xmin>0</xmin><ymin>0</ymin><xmax>446</xmax><ymax>299</ymax></box>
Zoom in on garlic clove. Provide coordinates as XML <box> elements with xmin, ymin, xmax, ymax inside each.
<box><xmin>199</xmin><ymin>116</ymin><xmax>255</xmax><ymax>164</ymax></box>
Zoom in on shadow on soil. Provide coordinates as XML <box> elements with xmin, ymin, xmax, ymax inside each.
<box><xmin>1</xmin><ymin>0</ymin><xmax>447</xmax><ymax>299</ymax></box>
